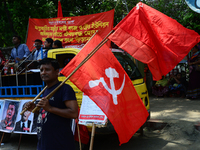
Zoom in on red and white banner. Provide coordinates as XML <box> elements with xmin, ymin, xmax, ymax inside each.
<box><xmin>26</xmin><ymin>9</ymin><xmax>114</xmax><ymax>50</ymax></box>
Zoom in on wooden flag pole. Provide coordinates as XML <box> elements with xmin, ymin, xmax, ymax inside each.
<box><xmin>18</xmin><ymin>134</ymin><xmax>22</xmax><ymax>150</ymax></box>
<box><xmin>32</xmin><ymin>30</ymin><xmax>113</xmax><ymax>113</ymax></box>
<box><xmin>20</xmin><ymin>86</ymin><xmax>47</xmax><ymax>115</ymax></box>
<box><xmin>89</xmin><ymin>123</ymin><xmax>96</xmax><ymax>150</ymax></box>
<box><xmin>21</xmin><ymin>30</ymin><xmax>100</xmax><ymax>115</ymax></box>
<box><xmin>77</xmin><ymin>119</ymin><xmax>82</xmax><ymax>150</ymax></box>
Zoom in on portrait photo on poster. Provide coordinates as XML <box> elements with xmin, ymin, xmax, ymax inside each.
<box><xmin>13</xmin><ymin>100</ymin><xmax>34</xmax><ymax>134</ymax></box>
<box><xmin>0</xmin><ymin>100</ymin><xmax>20</xmax><ymax>132</ymax></box>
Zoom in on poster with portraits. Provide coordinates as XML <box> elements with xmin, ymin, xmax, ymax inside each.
<box><xmin>0</xmin><ymin>99</ymin><xmax>39</xmax><ymax>134</ymax></box>
<box><xmin>0</xmin><ymin>99</ymin><xmax>76</xmax><ymax>135</ymax></box>
<box><xmin>0</xmin><ymin>100</ymin><xmax>20</xmax><ymax>133</ymax></box>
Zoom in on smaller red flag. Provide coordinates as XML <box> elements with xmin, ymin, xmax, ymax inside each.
<box><xmin>109</xmin><ymin>2</ymin><xmax>200</xmax><ymax>81</ymax></box>
<box><xmin>57</xmin><ymin>1</ymin><xmax>63</xmax><ymax>18</ymax></box>
<box><xmin>61</xmin><ymin>34</ymin><xmax>149</xmax><ymax>145</ymax></box>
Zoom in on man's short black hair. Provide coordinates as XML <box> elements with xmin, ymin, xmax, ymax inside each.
<box><xmin>53</xmin><ymin>40</ymin><xmax>62</xmax><ymax>48</ymax></box>
<box><xmin>8</xmin><ymin>102</ymin><xmax>16</xmax><ymax>108</ymax></box>
<box><xmin>39</xmin><ymin>58</ymin><xmax>60</xmax><ymax>70</ymax></box>
<box><xmin>45</xmin><ymin>38</ymin><xmax>53</xmax><ymax>47</ymax></box>
<box><xmin>13</xmin><ymin>35</ymin><xmax>21</xmax><ymax>42</ymax></box>
<box><xmin>34</xmin><ymin>39</ymin><xmax>42</xmax><ymax>44</ymax></box>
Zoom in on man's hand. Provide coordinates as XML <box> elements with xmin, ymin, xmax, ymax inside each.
<box><xmin>24</xmin><ymin>102</ymin><xmax>36</xmax><ymax>111</ymax></box>
<box><xmin>36</xmin><ymin>97</ymin><xmax>52</xmax><ymax>112</ymax></box>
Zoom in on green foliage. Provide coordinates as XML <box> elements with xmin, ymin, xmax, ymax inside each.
<box><xmin>145</xmin><ymin>0</ymin><xmax>200</xmax><ymax>34</ymax></box>
<box><xmin>1</xmin><ymin>0</ymin><xmax>200</xmax><ymax>48</ymax></box>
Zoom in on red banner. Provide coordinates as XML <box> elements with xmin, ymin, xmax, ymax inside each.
<box><xmin>26</xmin><ymin>10</ymin><xmax>114</xmax><ymax>50</ymax></box>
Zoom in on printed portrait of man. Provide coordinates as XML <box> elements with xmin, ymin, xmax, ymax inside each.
<box><xmin>14</xmin><ymin>101</ymin><xmax>33</xmax><ymax>133</ymax></box>
<box><xmin>0</xmin><ymin>101</ymin><xmax>19</xmax><ymax>131</ymax></box>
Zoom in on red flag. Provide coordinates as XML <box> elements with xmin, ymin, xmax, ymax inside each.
<box><xmin>109</xmin><ymin>2</ymin><xmax>200</xmax><ymax>81</ymax></box>
<box><xmin>57</xmin><ymin>1</ymin><xmax>63</xmax><ymax>17</ymax></box>
<box><xmin>60</xmin><ymin>34</ymin><xmax>149</xmax><ymax>145</ymax></box>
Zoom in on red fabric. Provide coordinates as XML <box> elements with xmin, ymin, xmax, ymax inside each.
<box><xmin>109</xmin><ymin>2</ymin><xmax>200</xmax><ymax>81</ymax></box>
<box><xmin>60</xmin><ymin>34</ymin><xmax>149</xmax><ymax>145</ymax></box>
<box><xmin>57</xmin><ymin>1</ymin><xmax>63</xmax><ymax>18</ymax></box>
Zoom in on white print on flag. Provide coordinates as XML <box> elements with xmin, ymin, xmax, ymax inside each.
<box><xmin>89</xmin><ymin>67</ymin><xmax>125</xmax><ymax>105</ymax></box>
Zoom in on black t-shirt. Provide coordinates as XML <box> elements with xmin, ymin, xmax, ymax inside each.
<box><xmin>37</xmin><ymin>82</ymin><xmax>77</xmax><ymax>150</ymax></box>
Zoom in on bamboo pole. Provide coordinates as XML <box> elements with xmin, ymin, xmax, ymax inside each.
<box><xmin>18</xmin><ymin>134</ymin><xmax>22</xmax><ymax>150</ymax></box>
<box><xmin>21</xmin><ymin>30</ymin><xmax>99</xmax><ymax>115</ymax></box>
<box><xmin>20</xmin><ymin>86</ymin><xmax>47</xmax><ymax>115</ymax></box>
<box><xmin>89</xmin><ymin>123</ymin><xmax>96</xmax><ymax>150</ymax></box>
<box><xmin>32</xmin><ymin>30</ymin><xmax>113</xmax><ymax>113</ymax></box>
<box><xmin>77</xmin><ymin>119</ymin><xmax>82</xmax><ymax>150</ymax></box>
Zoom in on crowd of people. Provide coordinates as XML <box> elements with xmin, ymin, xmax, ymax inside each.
<box><xmin>152</xmin><ymin>44</ymin><xmax>200</xmax><ymax>99</ymax></box>
<box><xmin>0</xmin><ymin>35</ymin><xmax>63</xmax><ymax>74</ymax></box>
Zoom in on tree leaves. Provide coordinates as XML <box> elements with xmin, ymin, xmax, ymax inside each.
<box><xmin>1</xmin><ymin>0</ymin><xmax>200</xmax><ymax>48</ymax></box>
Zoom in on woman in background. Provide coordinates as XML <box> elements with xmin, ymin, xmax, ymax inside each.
<box><xmin>186</xmin><ymin>45</ymin><xmax>200</xmax><ymax>99</ymax></box>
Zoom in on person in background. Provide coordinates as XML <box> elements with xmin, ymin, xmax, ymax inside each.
<box><xmin>186</xmin><ymin>45</ymin><xmax>200</xmax><ymax>99</ymax></box>
<box><xmin>168</xmin><ymin>73</ymin><xmax>187</xmax><ymax>98</ymax></box>
<box><xmin>152</xmin><ymin>76</ymin><xmax>169</xmax><ymax>97</ymax></box>
<box><xmin>0</xmin><ymin>50</ymin><xmax>6</xmax><ymax>70</ymax></box>
<box><xmin>43</xmin><ymin>38</ymin><xmax>53</xmax><ymax>58</ymax></box>
<box><xmin>52</xmin><ymin>40</ymin><xmax>63</xmax><ymax>48</ymax></box>
<box><xmin>10</xmin><ymin>35</ymin><xmax>31</xmax><ymax>63</ymax></box>
<box><xmin>33</xmin><ymin>39</ymin><xmax>43</xmax><ymax>60</ymax></box>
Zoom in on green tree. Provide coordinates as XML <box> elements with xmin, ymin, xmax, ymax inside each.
<box><xmin>1</xmin><ymin>0</ymin><xmax>200</xmax><ymax>48</ymax></box>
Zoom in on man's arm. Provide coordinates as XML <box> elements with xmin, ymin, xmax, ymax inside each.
<box><xmin>23</xmin><ymin>44</ymin><xmax>31</xmax><ymax>59</ymax></box>
<box><xmin>37</xmin><ymin>97</ymin><xmax>78</xmax><ymax>119</ymax></box>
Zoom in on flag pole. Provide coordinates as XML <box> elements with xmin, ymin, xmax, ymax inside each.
<box><xmin>77</xmin><ymin>119</ymin><xmax>82</xmax><ymax>150</ymax></box>
<box><xmin>89</xmin><ymin>123</ymin><xmax>96</xmax><ymax>150</ymax></box>
<box><xmin>32</xmin><ymin>30</ymin><xmax>113</xmax><ymax>113</ymax></box>
<box><xmin>20</xmin><ymin>30</ymin><xmax>99</xmax><ymax>115</ymax></box>
<box><xmin>20</xmin><ymin>86</ymin><xmax>47</xmax><ymax>115</ymax></box>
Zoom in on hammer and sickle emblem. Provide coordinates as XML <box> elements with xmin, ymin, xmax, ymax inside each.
<box><xmin>89</xmin><ymin>67</ymin><xmax>125</xmax><ymax>105</ymax></box>
<box><xmin>136</xmin><ymin>3</ymin><xmax>143</xmax><ymax>10</ymax></box>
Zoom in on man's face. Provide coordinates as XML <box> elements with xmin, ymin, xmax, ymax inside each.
<box><xmin>40</xmin><ymin>64</ymin><xmax>59</xmax><ymax>83</ymax></box>
<box><xmin>44</xmin><ymin>40</ymin><xmax>51</xmax><ymax>48</ymax></box>
<box><xmin>22</xmin><ymin>110</ymin><xmax>31</xmax><ymax>122</ymax></box>
<box><xmin>12</xmin><ymin>37</ymin><xmax>20</xmax><ymax>45</ymax></box>
<box><xmin>6</xmin><ymin>104</ymin><xmax>15</xmax><ymax>121</ymax></box>
<box><xmin>34</xmin><ymin>41</ymin><xmax>42</xmax><ymax>50</ymax></box>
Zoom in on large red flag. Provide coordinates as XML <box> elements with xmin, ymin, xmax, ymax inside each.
<box><xmin>60</xmin><ymin>34</ymin><xmax>149</xmax><ymax>145</ymax></box>
<box><xmin>109</xmin><ymin>2</ymin><xmax>200</xmax><ymax>80</ymax></box>
<box><xmin>57</xmin><ymin>1</ymin><xmax>63</xmax><ymax>17</ymax></box>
